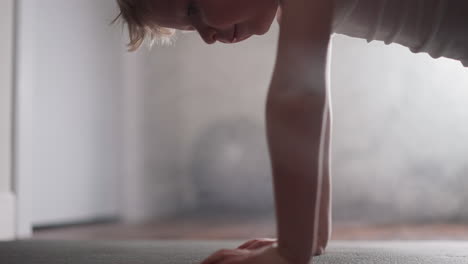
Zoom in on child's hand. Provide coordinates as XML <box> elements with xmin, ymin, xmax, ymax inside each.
<box><xmin>237</xmin><ymin>238</ymin><xmax>278</xmax><ymax>250</ymax></box>
<box><xmin>200</xmin><ymin>244</ymin><xmax>291</xmax><ymax>264</ymax></box>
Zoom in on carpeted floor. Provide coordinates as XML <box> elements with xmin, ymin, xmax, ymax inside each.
<box><xmin>1</xmin><ymin>240</ymin><xmax>467</xmax><ymax>264</ymax></box>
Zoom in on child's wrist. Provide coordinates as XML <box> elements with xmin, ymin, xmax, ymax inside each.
<box><xmin>276</xmin><ymin>244</ymin><xmax>311</xmax><ymax>264</ymax></box>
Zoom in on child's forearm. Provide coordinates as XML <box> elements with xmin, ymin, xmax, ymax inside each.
<box><xmin>266</xmin><ymin>92</ymin><xmax>328</xmax><ymax>264</ymax></box>
<box><xmin>267</xmin><ymin>1</ymin><xmax>334</xmax><ymax>263</ymax></box>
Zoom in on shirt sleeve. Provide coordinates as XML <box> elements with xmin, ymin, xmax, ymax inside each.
<box><xmin>333</xmin><ymin>0</ymin><xmax>468</xmax><ymax>67</ymax></box>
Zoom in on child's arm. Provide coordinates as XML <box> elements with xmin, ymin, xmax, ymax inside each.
<box><xmin>266</xmin><ymin>1</ymin><xmax>333</xmax><ymax>264</ymax></box>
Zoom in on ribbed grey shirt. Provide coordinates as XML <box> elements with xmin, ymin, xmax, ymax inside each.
<box><xmin>333</xmin><ymin>0</ymin><xmax>468</xmax><ymax>66</ymax></box>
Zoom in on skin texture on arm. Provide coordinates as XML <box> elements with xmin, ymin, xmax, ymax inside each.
<box><xmin>266</xmin><ymin>0</ymin><xmax>333</xmax><ymax>263</ymax></box>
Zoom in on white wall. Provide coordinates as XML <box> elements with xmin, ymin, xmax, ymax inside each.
<box><xmin>331</xmin><ymin>36</ymin><xmax>468</xmax><ymax>223</ymax></box>
<box><xmin>15</xmin><ymin>0</ymin><xmax>124</xmax><ymax>232</ymax></box>
<box><xmin>12</xmin><ymin>0</ymin><xmax>187</xmax><ymax>227</ymax></box>
<box><xmin>174</xmin><ymin>31</ymin><xmax>278</xmax><ymax>214</ymax></box>
<box><xmin>119</xmin><ymin>28</ymin><xmax>281</xmax><ymax>222</ymax></box>
<box><xmin>121</xmin><ymin>42</ymin><xmax>187</xmax><ymax>222</ymax></box>
<box><xmin>0</xmin><ymin>0</ymin><xmax>15</xmax><ymax>240</ymax></box>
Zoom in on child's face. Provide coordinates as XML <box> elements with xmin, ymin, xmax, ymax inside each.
<box><xmin>146</xmin><ymin>0</ymin><xmax>280</xmax><ymax>44</ymax></box>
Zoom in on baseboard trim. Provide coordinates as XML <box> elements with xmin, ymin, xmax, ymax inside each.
<box><xmin>0</xmin><ymin>192</ymin><xmax>16</xmax><ymax>240</ymax></box>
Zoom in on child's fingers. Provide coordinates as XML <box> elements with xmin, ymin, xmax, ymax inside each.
<box><xmin>237</xmin><ymin>240</ymin><xmax>256</xmax><ymax>249</ymax></box>
<box><xmin>254</xmin><ymin>241</ymin><xmax>273</xmax><ymax>249</ymax></box>
<box><xmin>246</xmin><ymin>241</ymin><xmax>277</xmax><ymax>250</ymax></box>
<box><xmin>237</xmin><ymin>238</ymin><xmax>277</xmax><ymax>250</ymax></box>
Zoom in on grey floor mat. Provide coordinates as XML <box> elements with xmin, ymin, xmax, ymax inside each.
<box><xmin>0</xmin><ymin>240</ymin><xmax>467</xmax><ymax>264</ymax></box>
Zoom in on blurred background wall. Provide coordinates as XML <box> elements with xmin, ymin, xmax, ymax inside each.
<box><xmin>141</xmin><ymin>31</ymin><xmax>468</xmax><ymax>225</ymax></box>
<box><xmin>12</xmin><ymin>0</ymin><xmax>468</xmax><ymax>235</ymax></box>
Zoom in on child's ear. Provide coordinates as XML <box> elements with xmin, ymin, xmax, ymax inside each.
<box><xmin>276</xmin><ymin>6</ymin><xmax>282</xmax><ymax>24</ymax></box>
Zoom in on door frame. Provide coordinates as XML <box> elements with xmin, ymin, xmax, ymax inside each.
<box><xmin>13</xmin><ymin>0</ymin><xmax>38</xmax><ymax>238</ymax></box>
<box><xmin>0</xmin><ymin>0</ymin><xmax>16</xmax><ymax>240</ymax></box>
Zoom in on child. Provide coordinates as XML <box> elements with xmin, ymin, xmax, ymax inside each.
<box><xmin>113</xmin><ymin>1</ymin><xmax>468</xmax><ymax>264</ymax></box>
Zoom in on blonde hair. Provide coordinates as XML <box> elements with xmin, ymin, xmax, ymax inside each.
<box><xmin>112</xmin><ymin>0</ymin><xmax>176</xmax><ymax>51</ymax></box>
